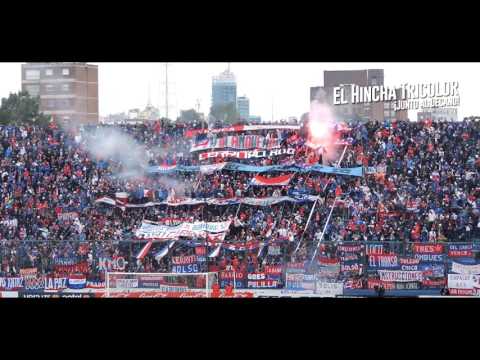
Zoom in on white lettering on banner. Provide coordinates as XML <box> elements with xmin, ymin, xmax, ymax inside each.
<box><xmin>451</xmin><ymin>262</ymin><xmax>480</xmax><ymax>275</ymax></box>
<box><xmin>368</xmin><ymin>255</ymin><xmax>398</xmax><ymax>268</ymax></box>
<box><xmin>0</xmin><ymin>219</ymin><xmax>18</xmax><ymax>228</ymax></box>
<box><xmin>247</xmin><ymin>273</ymin><xmax>266</xmax><ymax>281</ymax></box>
<box><xmin>44</xmin><ymin>277</ymin><xmax>67</xmax><ymax>290</ymax></box>
<box><xmin>135</xmin><ymin>221</ymin><xmax>231</xmax><ymax>240</ymax></box>
<box><xmin>315</xmin><ymin>282</ymin><xmax>343</xmax><ymax>297</ymax></box>
<box><xmin>25</xmin><ymin>277</ymin><xmax>45</xmax><ymax>291</ymax></box>
<box><xmin>199</xmin><ymin>148</ymin><xmax>295</xmax><ymax>161</ymax></box>
<box><xmin>171</xmin><ymin>264</ymin><xmax>200</xmax><ymax>273</ymax></box>
<box><xmin>366</xmin><ymin>244</ymin><xmax>384</xmax><ymax>255</ymax></box>
<box><xmin>401</xmin><ymin>265</ymin><xmax>418</xmax><ymax>271</ymax></box>
<box><xmin>116</xmin><ymin>279</ymin><xmax>139</xmax><ymax>289</ymax></box>
<box><xmin>448</xmin><ymin>274</ymin><xmax>475</xmax><ymax>289</ymax></box>
<box><xmin>0</xmin><ymin>277</ymin><xmax>24</xmax><ymax>290</ymax></box>
<box><xmin>378</xmin><ymin>270</ymin><xmax>423</xmax><ymax>282</ymax></box>
<box><xmin>98</xmin><ymin>257</ymin><xmax>126</xmax><ymax>272</ymax></box>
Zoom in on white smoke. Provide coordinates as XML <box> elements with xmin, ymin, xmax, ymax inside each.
<box><xmin>82</xmin><ymin>127</ymin><xmax>147</xmax><ymax>176</ymax></box>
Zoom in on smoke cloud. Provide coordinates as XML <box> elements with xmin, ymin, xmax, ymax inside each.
<box><xmin>306</xmin><ymin>88</ymin><xmax>341</xmax><ymax>164</ymax></box>
<box><xmin>81</xmin><ymin>127</ymin><xmax>147</xmax><ymax>176</ymax></box>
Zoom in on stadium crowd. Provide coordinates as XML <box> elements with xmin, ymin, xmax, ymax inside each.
<box><xmin>0</xmin><ymin>117</ymin><xmax>479</xmax><ymax>287</ymax></box>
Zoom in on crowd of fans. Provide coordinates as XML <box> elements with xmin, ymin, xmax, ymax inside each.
<box><xmin>0</xmin><ymin>117</ymin><xmax>479</xmax><ymax>288</ymax></box>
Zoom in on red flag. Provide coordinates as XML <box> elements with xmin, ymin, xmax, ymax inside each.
<box><xmin>335</xmin><ymin>186</ymin><xmax>343</xmax><ymax>197</ymax></box>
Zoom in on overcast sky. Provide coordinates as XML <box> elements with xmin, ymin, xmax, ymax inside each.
<box><xmin>0</xmin><ymin>62</ymin><xmax>478</xmax><ymax>121</ymax></box>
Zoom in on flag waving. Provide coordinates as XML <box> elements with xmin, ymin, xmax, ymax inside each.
<box><xmin>250</xmin><ymin>174</ymin><xmax>293</xmax><ymax>187</ymax></box>
<box><xmin>136</xmin><ymin>240</ymin><xmax>153</xmax><ymax>260</ymax></box>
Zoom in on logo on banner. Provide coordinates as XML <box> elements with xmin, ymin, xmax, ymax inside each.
<box><xmin>98</xmin><ymin>257</ymin><xmax>126</xmax><ymax>272</ymax></box>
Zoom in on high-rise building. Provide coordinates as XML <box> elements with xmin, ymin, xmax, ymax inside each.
<box><xmin>310</xmin><ymin>69</ymin><xmax>408</xmax><ymax>123</ymax></box>
<box><xmin>21</xmin><ymin>62</ymin><xmax>98</xmax><ymax>124</ymax></box>
<box><xmin>212</xmin><ymin>68</ymin><xmax>237</xmax><ymax>108</ymax></box>
<box><xmin>237</xmin><ymin>95</ymin><xmax>250</xmax><ymax>121</ymax></box>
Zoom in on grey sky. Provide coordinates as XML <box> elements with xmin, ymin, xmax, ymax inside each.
<box><xmin>0</xmin><ymin>62</ymin><xmax>478</xmax><ymax>121</ymax></box>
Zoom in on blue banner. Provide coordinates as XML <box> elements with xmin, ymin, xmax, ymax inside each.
<box><xmin>171</xmin><ymin>264</ymin><xmax>200</xmax><ymax>273</ymax></box>
<box><xmin>414</xmin><ymin>253</ymin><xmax>445</xmax><ymax>263</ymax></box>
<box><xmin>147</xmin><ymin>163</ymin><xmax>363</xmax><ymax>177</ymax></box>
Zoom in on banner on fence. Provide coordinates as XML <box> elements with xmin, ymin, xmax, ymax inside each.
<box><xmin>341</xmin><ymin>261</ymin><xmax>363</xmax><ymax>274</ymax></box>
<box><xmin>67</xmin><ymin>274</ymin><xmax>87</xmax><ymax>289</ymax></box>
<box><xmin>219</xmin><ymin>271</ymin><xmax>246</xmax><ymax>289</ymax></box>
<box><xmin>448</xmin><ymin>244</ymin><xmax>473</xmax><ymax>258</ymax></box>
<box><xmin>368</xmin><ymin>255</ymin><xmax>399</xmax><ymax>269</ymax></box>
<box><xmin>378</xmin><ymin>270</ymin><xmax>423</xmax><ymax>282</ymax></box>
<box><xmin>394</xmin><ymin>281</ymin><xmax>421</xmax><ymax>290</ymax></box>
<box><xmin>367</xmin><ymin>279</ymin><xmax>395</xmax><ymax>290</ymax></box>
<box><xmin>0</xmin><ymin>277</ymin><xmax>24</xmax><ymax>291</ymax></box>
<box><xmin>412</xmin><ymin>244</ymin><xmax>443</xmax><ymax>254</ymax></box>
<box><xmin>451</xmin><ymin>262</ymin><xmax>480</xmax><ymax>275</ymax></box>
<box><xmin>171</xmin><ymin>263</ymin><xmax>201</xmax><ymax>274</ymax></box>
<box><xmin>24</xmin><ymin>276</ymin><xmax>46</xmax><ymax>291</ymax></box>
<box><xmin>447</xmin><ymin>274</ymin><xmax>477</xmax><ymax>289</ymax></box>
<box><xmin>315</xmin><ymin>281</ymin><xmax>343</xmax><ymax>297</ymax></box>
<box><xmin>419</xmin><ymin>263</ymin><xmax>445</xmax><ymax>277</ymax></box>
<box><xmin>54</xmin><ymin>261</ymin><xmax>89</xmax><ymax>275</ymax></box>
<box><xmin>414</xmin><ymin>253</ymin><xmax>445</xmax><ymax>263</ymax></box>
<box><xmin>422</xmin><ymin>278</ymin><xmax>446</xmax><ymax>288</ymax></box>
<box><xmin>171</xmin><ymin>255</ymin><xmax>197</xmax><ymax>265</ymax></box>
<box><xmin>98</xmin><ymin>257</ymin><xmax>126</xmax><ymax>272</ymax></box>
<box><xmin>399</xmin><ymin>257</ymin><xmax>421</xmax><ymax>266</ymax></box>
<box><xmin>285</xmin><ymin>272</ymin><xmax>315</xmax><ymax>291</ymax></box>
<box><xmin>246</xmin><ymin>273</ymin><xmax>279</xmax><ymax>288</ymax></box>
<box><xmin>338</xmin><ymin>244</ymin><xmax>363</xmax><ymax>253</ymax></box>
<box><xmin>19</xmin><ymin>268</ymin><xmax>37</xmax><ymax>278</ymax></box>
<box><xmin>44</xmin><ymin>277</ymin><xmax>68</xmax><ymax>291</ymax></box>
<box><xmin>344</xmin><ymin>279</ymin><xmax>363</xmax><ymax>289</ymax></box>
<box><xmin>365</xmin><ymin>244</ymin><xmax>384</xmax><ymax>255</ymax></box>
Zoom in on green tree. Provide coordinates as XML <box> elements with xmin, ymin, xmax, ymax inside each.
<box><xmin>0</xmin><ymin>91</ymin><xmax>50</xmax><ymax>126</ymax></box>
<box><xmin>209</xmin><ymin>102</ymin><xmax>239</xmax><ymax>125</ymax></box>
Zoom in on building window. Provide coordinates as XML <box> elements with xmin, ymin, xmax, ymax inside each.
<box><xmin>47</xmin><ymin>100</ymin><xmax>55</xmax><ymax>109</ymax></box>
<box><xmin>61</xmin><ymin>84</ymin><xmax>70</xmax><ymax>92</ymax></box>
<box><xmin>25</xmin><ymin>69</ymin><xmax>40</xmax><ymax>80</ymax></box>
<box><xmin>45</xmin><ymin>84</ymin><xmax>55</xmax><ymax>92</ymax></box>
<box><xmin>62</xmin><ymin>68</ymin><xmax>70</xmax><ymax>76</ymax></box>
<box><xmin>45</xmin><ymin>69</ymin><xmax>53</xmax><ymax>76</ymax></box>
<box><xmin>25</xmin><ymin>85</ymin><xmax>40</xmax><ymax>97</ymax></box>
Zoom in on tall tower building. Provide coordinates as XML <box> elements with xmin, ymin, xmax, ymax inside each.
<box><xmin>212</xmin><ymin>67</ymin><xmax>237</xmax><ymax>108</ymax></box>
<box><xmin>237</xmin><ymin>95</ymin><xmax>250</xmax><ymax>121</ymax></box>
